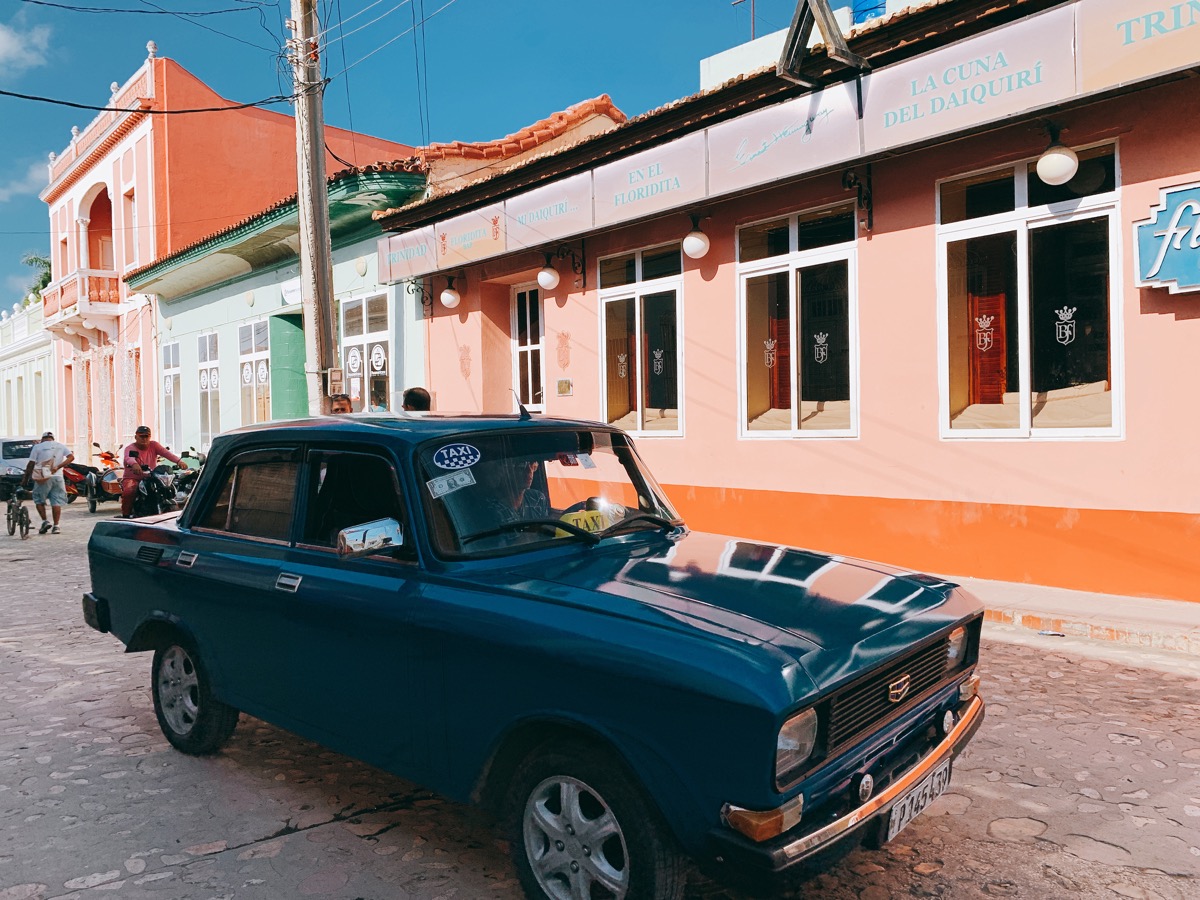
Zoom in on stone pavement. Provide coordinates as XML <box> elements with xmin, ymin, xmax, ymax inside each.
<box><xmin>1</xmin><ymin>503</ymin><xmax>1198</xmax><ymax>900</ymax></box>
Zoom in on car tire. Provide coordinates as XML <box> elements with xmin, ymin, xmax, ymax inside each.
<box><xmin>504</xmin><ymin>740</ymin><xmax>686</xmax><ymax>900</ymax></box>
<box><xmin>150</xmin><ymin>641</ymin><xmax>239</xmax><ymax>755</ymax></box>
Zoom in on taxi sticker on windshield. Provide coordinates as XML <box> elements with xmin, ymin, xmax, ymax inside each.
<box><xmin>427</xmin><ymin>468</ymin><xmax>476</xmax><ymax>499</ymax></box>
<box><xmin>433</xmin><ymin>443</ymin><xmax>481</xmax><ymax>469</ymax></box>
<box><xmin>578</xmin><ymin>453</ymin><xmax>597</xmax><ymax>469</ymax></box>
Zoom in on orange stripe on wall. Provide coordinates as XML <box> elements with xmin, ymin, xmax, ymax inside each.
<box><xmin>665</xmin><ymin>484</ymin><xmax>1200</xmax><ymax>603</ymax></box>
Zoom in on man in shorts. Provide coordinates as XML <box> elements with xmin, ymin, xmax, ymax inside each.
<box><xmin>25</xmin><ymin>431</ymin><xmax>74</xmax><ymax>534</ymax></box>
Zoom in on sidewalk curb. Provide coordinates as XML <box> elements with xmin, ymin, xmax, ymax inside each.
<box><xmin>982</xmin><ymin>607</ymin><xmax>1200</xmax><ymax>656</ymax></box>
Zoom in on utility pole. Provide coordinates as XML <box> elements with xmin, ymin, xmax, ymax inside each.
<box><xmin>288</xmin><ymin>0</ymin><xmax>336</xmax><ymax>415</ymax></box>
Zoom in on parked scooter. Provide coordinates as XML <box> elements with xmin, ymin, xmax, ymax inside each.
<box><xmin>86</xmin><ymin>443</ymin><xmax>123</xmax><ymax>513</ymax></box>
<box><xmin>61</xmin><ymin>460</ymin><xmax>96</xmax><ymax>504</ymax></box>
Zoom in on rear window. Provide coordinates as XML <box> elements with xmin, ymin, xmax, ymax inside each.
<box><xmin>2</xmin><ymin>440</ymin><xmax>36</xmax><ymax>459</ymax></box>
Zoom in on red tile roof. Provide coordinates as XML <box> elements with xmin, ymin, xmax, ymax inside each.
<box><xmin>418</xmin><ymin>95</ymin><xmax>626</xmax><ymax>161</ymax></box>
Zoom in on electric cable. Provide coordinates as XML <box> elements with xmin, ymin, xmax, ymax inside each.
<box><xmin>318</xmin><ymin>0</ymin><xmax>411</xmax><ymax>54</ymax></box>
<box><xmin>322</xmin><ymin>0</ymin><xmax>456</xmax><ymax>81</ymax></box>
<box><xmin>0</xmin><ymin>83</ymin><xmax>318</xmax><ymax>114</ymax></box>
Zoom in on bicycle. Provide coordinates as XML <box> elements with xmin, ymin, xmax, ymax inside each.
<box><xmin>3</xmin><ymin>478</ymin><xmax>33</xmax><ymax>539</ymax></box>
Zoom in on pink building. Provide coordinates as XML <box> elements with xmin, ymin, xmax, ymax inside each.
<box><xmin>375</xmin><ymin>0</ymin><xmax>1200</xmax><ymax>602</ymax></box>
<box><xmin>39</xmin><ymin>43</ymin><xmax>410</xmax><ymax>460</ymax></box>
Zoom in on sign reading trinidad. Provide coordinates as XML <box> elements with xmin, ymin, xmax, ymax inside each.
<box><xmin>1135</xmin><ymin>183</ymin><xmax>1200</xmax><ymax>294</ymax></box>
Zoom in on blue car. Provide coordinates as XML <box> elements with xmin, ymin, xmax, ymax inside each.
<box><xmin>83</xmin><ymin>415</ymin><xmax>984</xmax><ymax>899</ymax></box>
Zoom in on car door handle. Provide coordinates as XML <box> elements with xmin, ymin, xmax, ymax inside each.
<box><xmin>275</xmin><ymin>572</ymin><xmax>303</xmax><ymax>593</ymax></box>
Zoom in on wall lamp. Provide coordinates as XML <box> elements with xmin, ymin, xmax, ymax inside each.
<box><xmin>537</xmin><ymin>244</ymin><xmax>586</xmax><ymax>291</ymax></box>
<box><xmin>683</xmin><ymin>214</ymin><xmax>711</xmax><ymax>259</ymax></box>
<box><xmin>405</xmin><ymin>279</ymin><xmax>433</xmax><ymax>318</ymax></box>
<box><xmin>440</xmin><ymin>275</ymin><xmax>462</xmax><ymax>309</ymax></box>
<box><xmin>842</xmin><ymin>168</ymin><xmax>873</xmax><ymax>232</ymax></box>
<box><xmin>1036</xmin><ymin>122</ymin><xmax>1079</xmax><ymax>186</ymax></box>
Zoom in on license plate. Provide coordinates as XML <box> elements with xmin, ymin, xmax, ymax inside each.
<box><xmin>885</xmin><ymin>758</ymin><xmax>951</xmax><ymax>842</ymax></box>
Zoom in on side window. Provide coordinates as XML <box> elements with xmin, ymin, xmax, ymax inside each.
<box><xmin>198</xmin><ymin>447</ymin><xmax>300</xmax><ymax>542</ymax></box>
<box><xmin>300</xmin><ymin>449</ymin><xmax>412</xmax><ymax>557</ymax></box>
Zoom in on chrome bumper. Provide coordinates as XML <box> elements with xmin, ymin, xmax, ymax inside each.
<box><xmin>778</xmin><ymin>694</ymin><xmax>985</xmax><ymax>862</ymax></box>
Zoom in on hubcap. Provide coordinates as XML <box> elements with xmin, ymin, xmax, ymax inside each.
<box><xmin>157</xmin><ymin>646</ymin><xmax>201</xmax><ymax>736</ymax></box>
<box><xmin>523</xmin><ymin>775</ymin><xmax>629</xmax><ymax>900</ymax></box>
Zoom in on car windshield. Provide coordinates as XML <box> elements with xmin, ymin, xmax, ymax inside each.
<box><xmin>1</xmin><ymin>440</ymin><xmax>35</xmax><ymax>460</ymax></box>
<box><xmin>417</xmin><ymin>428</ymin><xmax>681</xmax><ymax>558</ymax></box>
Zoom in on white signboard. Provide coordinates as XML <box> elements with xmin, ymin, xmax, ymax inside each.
<box><xmin>593</xmin><ymin>132</ymin><xmax>707</xmax><ymax>228</ymax></box>
<box><xmin>436</xmin><ymin>204</ymin><xmax>506</xmax><ymax>267</ymax></box>
<box><xmin>505</xmin><ymin>172</ymin><xmax>594</xmax><ymax>251</ymax></box>
<box><xmin>708</xmin><ymin>82</ymin><xmax>862</xmax><ymax>198</ymax></box>
<box><xmin>862</xmin><ymin>4</ymin><xmax>1076</xmax><ymax>154</ymax></box>
<box><xmin>377</xmin><ymin>226</ymin><xmax>437</xmax><ymax>282</ymax></box>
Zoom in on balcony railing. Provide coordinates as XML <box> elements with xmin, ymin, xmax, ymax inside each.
<box><xmin>42</xmin><ymin>269</ymin><xmax>122</xmax><ymax>322</ymax></box>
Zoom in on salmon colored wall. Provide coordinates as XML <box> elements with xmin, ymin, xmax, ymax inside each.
<box><xmin>152</xmin><ymin>58</ymin><xmax>412</xmax><ymax>258</ymax></box>
<box><xmin>426</xmin><ymin>80</ymin><xmax>1200</xmax><ymax>600</ymax></box>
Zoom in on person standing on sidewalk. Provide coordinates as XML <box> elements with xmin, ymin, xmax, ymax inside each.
<box><xmin>24</xmin><ymin>431</ymin><xmax>74</xmax><ymax>534</ymax></box>
<box><xmin>121</xmin><ymin>426</ymin><xmax>187</xmax><ymax>518</ymax></box>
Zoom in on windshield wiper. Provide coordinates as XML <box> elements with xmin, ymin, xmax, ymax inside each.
<box><xmin>598</xmin><ymin>512</ymin><xmax>681</xmax><ymax>539</ymax></box>
<box><xmin>460</xmin><ymin>518</ymin><xmax>602</xmax><ymax>546</ymax></box>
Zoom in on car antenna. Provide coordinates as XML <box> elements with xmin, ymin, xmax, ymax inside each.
<box><xmin>510</xmin><ymin>389</ymin><xmax>533</xmax><ymax>421</ymax></box>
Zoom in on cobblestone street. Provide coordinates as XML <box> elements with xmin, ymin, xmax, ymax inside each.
<box><xmin>2</xmin><ymin>506</ymin><xmax>1198</xmax><ymax>900</ymax></box>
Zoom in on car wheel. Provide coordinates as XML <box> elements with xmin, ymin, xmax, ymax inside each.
<box><xmin>505</xmin><ymin>740</ymin><xmax>686</xmax><ymax>900</ymax></box>
<box><xmin>151</xmin><ymin>641</ymin><xmax>239</xmax><ymax>755</ymax></box>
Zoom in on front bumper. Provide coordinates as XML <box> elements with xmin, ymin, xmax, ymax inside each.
<box><xmin>706</xmin><ymin>694</ymin><xmax>984</xmax><ymax>890</ymax></box>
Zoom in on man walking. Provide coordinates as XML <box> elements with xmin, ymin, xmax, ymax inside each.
<box><xmin>25</xmin><ymin>431</ymin><xmax>73</xmax><ymax>534</ymax></box>
<box><xmin>122</xmin><ymin>426</ymin><xmax>187</xmax><ymax>518</ymax></box>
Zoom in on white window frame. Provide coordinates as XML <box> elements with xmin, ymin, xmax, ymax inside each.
<box><xmin>196</xmin><ymin>332</ymin><xmax>220</xmax><ymax>452</ymax></box>
<box><xmin>935</xmin><ymin>143</ymin><xmax>1124</xmax><ymax>441</ymax></box>
<box><xmin>339</xmin><ymin>291</ymin><xmax>391</xmax><ymax>412</ymax></box>
<box><xmin>510</xmin><ymin>284</ymin><xmax>545</xmax><ymax>413</ymax></box>
<box><xmin>238</xmin><ymin>319</ymin><xmax>272</xmax><ymax>426</ymax></box>
<box><xmin>161</xmin><ymin>341</ymin><xmax>181</xmax><ymax>450</ymax></box>
<box><xmin>597</xmin><ymin>242</ymin><xmax>685</xmax><ymax>437</ymax></box>
<box><xmin>735</xmin><ymin>205</ymin><xmax>860</xmax><ymax>440</ymax></box>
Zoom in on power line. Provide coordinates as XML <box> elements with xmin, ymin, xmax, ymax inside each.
<box><xmin>20</xmin><ymin>0</ymin><xmax>252</xmax><ymax>13</ymax></box>
<box><xmin>323</xmin><ymin>0</ymin><xmax>457</xmax><ymax>81</ymax></box>
<box><xmin>133</xmin><ymin>0</ymin><xmax>277</xmax><ymax>52</ymax></box>
<box><xmin>0</xmin><ymin>85</ymin><xmax>314</xmax><ymax>114</ymax></box>
<box><xmin>311</xmin><ymin>0</ymin><xmax>388</xmax><ymax>41</ymax></box>
<box><xmin>319</xmin><ymin>0</ymin><xmax>411</xmax><ymax>54</ymax></box>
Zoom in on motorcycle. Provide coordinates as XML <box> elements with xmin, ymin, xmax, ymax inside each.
<box><xmin>86</xmin><ymin>443</ymin><xmax>123</xmax><ymax>513</ymax></box>
<box><xmin>172</xmin><ymin>447</ymin><xmax>206</xmax><ymax>507</ymax></box>
<box><xmin>131</xmin><ymin>463</ymin><xmax>179</xmax><ymax>517</ymax></box>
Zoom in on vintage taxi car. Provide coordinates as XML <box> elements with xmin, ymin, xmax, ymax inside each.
<box><xmin>84</xmin><ymin>415</ymin><xmax>984</xmax><ymax>899</ymax></box>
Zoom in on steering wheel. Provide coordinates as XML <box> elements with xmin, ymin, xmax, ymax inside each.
<box><xmin>561</xmin><ymin>497</ymin><xmax>604</xmax><ymax>515</ymax></box>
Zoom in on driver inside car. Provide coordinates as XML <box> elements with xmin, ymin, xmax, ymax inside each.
<box><xmin>480</xmin><ymin>459</ymin><xmax>549</xmax><ymax>524</ymax></box>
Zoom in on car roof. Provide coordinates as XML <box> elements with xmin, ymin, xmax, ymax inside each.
<box><xmin>219</xmin><ymin>413</ymin><xmax>621</xmax><ymax>447</ymax></box>
<box><xmin>0</xmin><ymin>436</ymin><xmax>40</xmax><ymax>444</ymax></box>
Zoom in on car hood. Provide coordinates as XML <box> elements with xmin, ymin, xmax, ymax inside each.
<box><xmin>490</xmin><ymin>530</ymin><xmax>975</xmax><ymax>691</ymax></box>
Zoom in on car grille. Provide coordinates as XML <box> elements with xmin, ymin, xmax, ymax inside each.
<box><xmin>826</xmin><ymin>637</ymin><xmax>950</xmax><ymax>750</ymax></box>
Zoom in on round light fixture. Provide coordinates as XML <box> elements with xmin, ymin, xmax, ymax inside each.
<box><xmin>440</xmin><ymin>276</ymin><xmax>461</xmax><ymax>309</ymax></box>
<box><xmin>537</xmin><ymin>264</ymin><xmax>560</xmax><ymax>291</ymax></box>
<box><xmin>683</xmin><ymin>214</ymin><xmax>710</xmax><ymax>259</ymax></box>
<box><xmin>1036</xmin><ymin>142</ymin><xmax>1079</xmax><ymax>186</ymax></box>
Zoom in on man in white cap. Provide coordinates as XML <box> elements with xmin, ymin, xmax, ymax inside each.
<box><xmin>24</xmin><ymin>431</ymin><xmax>74</xmax><ymax>534</ymax></box>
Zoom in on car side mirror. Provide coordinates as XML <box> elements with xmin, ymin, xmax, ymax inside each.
<box><xmin>336</xmin><ymin>517</ymin><xmax>405</xmax><ymax>559</ymax></box>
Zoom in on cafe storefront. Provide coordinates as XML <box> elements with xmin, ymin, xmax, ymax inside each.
<box><xmin>376</xmin><ymin>0</ymin><xmax>1200</xmax><ymax>601</ymax></box>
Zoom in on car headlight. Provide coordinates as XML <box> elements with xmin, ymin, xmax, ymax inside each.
<box><xmin>946</xmin><ymin>625</ymin><xmax>968</xmax><ymax>670</ymax></box>
<box><xmin>4</xmin><ymin>465</ymin><xmax>23</xmax><ymax>476</ymax></box>
<box><xmin>776</xmin><ymin>707</ymin><xmax>819</xmax><ymax>784</ymax></box>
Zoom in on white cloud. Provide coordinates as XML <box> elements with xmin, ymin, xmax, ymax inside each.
<box><xmin>0</xmin><ymin>161</ymin><xmax>48</xmax><ymax>204</ymax></box>
<box><xmin>0</xmin><ymin>21</ymin><xmax>51</xmax><ymax>79</ymax></box>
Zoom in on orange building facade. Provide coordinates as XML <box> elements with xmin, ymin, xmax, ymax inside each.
<box><xmin>39</xmin><ymin>43</ymin><xmax>410</xmax><ymax>461</ymax></box>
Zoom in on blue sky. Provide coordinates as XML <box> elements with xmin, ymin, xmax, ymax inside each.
<box><xmin>0</xmin><ymin>0</ymin><xmax>803</xmax><ymax>304</ymax></box>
